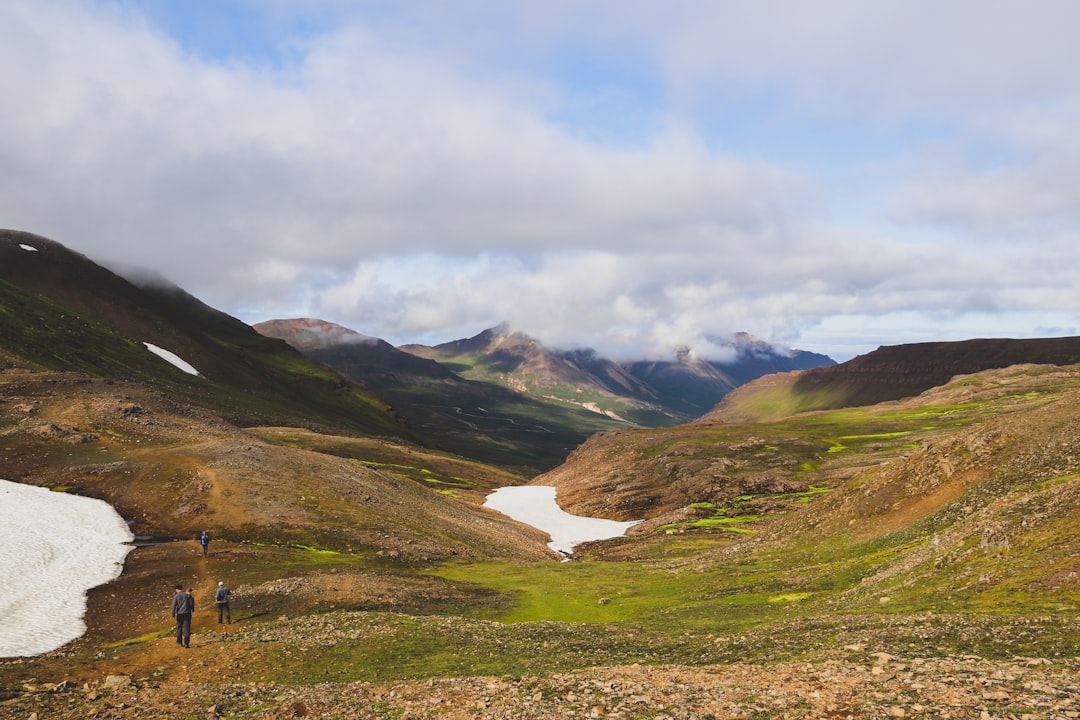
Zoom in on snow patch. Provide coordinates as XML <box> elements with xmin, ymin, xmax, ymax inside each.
<box><xmin>484</xmin><ymin>485</ymin><xmax>641</xmax><ymax>557</ymax></box>
<box><xmin>0</xmin><ymin>479</ymin><xmax>134</xmax><ymax>657</ymax></box>
<box><xmin>143</xmin><ymin>342</ymin><xmax>201</xmax><ymax>376</ymax></box>
<box><xmin>18</xmin><ymin>244</ymin><xmax>38</xmax><ymax>252</ymax></box>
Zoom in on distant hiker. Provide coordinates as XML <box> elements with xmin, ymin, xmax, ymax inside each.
<box><xmin>170</xmin><ymin>584</ymin><xmax>195</xmax><ymax>648</ymax></box>
<box><xmin>200</xmin><ymin>531</ymin><xmax>210</xmax><ymax>556</ymax></box>
<box><xmin>215</xmin><ymin>581</ymin><xmax>231</xmax><ymax>624</ymax></box>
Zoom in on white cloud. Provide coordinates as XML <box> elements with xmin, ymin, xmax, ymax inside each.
<box><xmin>1</xmin><ymin>1</ymin><xmax>1078</xmax><ymax>362</ymax></box>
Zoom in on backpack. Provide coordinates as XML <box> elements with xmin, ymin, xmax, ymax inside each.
<box><xmin>201</xmin><ymin>533</ymin><xmax>209</xmax><ymax>545</ymax></box>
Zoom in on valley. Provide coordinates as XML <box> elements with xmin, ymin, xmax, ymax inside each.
<box><xmin>2</xmin><ymin>231</ymin><xmax>1080</xmax><ymax>718</ymax></box>
<box><xmin>2</xmin><ymin>361</ymin><xmax>1079</xmax><ymax>717</ymax></box>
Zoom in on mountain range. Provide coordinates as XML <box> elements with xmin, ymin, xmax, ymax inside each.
<box><xmin>3</xmin><ymin>228</ymin><xmax>1080</xmax><ymax>716</ymax></box>
<box><xmin>255</xmin><ymin>318</ymin><xmax>834</xmax><ymax>470</ymax></box>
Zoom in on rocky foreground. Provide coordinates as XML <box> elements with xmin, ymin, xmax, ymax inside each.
<box><xmin>5</xmin><ymin>650</ymin><xmax>1079</xmax><ymax>719</ymax></box>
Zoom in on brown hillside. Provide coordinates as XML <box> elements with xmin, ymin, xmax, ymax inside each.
<box><xmin>536</xmin><ymin>363</ymin><xmax>1080</xmax><ymax>559</ymax></box>
<box><xmin>0</xmin><ymin>369</ymin><xmax>550</xmax><ymax>562</ymax></box>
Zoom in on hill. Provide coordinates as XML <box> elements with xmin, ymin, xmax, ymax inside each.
<box><xmin>703</xmin><ymin>336</ymin><xmax>1080</xmax><ymax>423</ymax></box>
<box><xmin>255</xmin><ymin>318</ymin><xmax>627</xmax><ymax>473</ymax></box>
<box><xmin>0</xmin><ymin>230</ymin><xmax>411</xmax><ymax>439</ymax></box>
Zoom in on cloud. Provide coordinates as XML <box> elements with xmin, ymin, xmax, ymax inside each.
<box><xmin>1</xmin><ymin>1</ymin><xmax>1078</xmax><ymax>363</ymax></box>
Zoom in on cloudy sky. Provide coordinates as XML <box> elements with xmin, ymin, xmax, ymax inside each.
<box><xmin>2</xmin><ymin>1</ymin><xmax>1078</xmax><ymax>361</ymax></box>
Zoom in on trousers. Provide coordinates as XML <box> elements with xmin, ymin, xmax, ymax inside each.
<box><xmin>175</xmin><ymin>612</ymin><xmax>191</xmax><ymax>646</ymax></box>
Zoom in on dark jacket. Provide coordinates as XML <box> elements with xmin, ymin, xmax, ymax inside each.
<box><xmin>215</xmin><ymin>586</ymin><xmax>230</xmax><ymax>604</ymax></box>
<box><xmin>171</xmin><ymin>591</ymin><xmax>195</xmax><ymax>616</ymax></box>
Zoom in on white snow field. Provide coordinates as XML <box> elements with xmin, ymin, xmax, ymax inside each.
<box><xmin>483</xmin><ymin>485</ymin><xmax>641</xmax><ymax>556</ymax></box>
<box><xmin>143</xmin><ymin>342</ymin><xmax>201</xmax><ymax>376</ymax></box>
<box><xmin>0</xmin><ymin>479</ymin><xmax>134</xmax><ymax>657</ymax></box>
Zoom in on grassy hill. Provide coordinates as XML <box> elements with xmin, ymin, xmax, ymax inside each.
<box><xmin>0</xmin><ymin>231</ymin><xmax>411</xmax><ymax>438</ymax></box>
<box><xmin>704</xmin><ymin>336</ymin><xmax>1080</xmax><ymax>423</ymax></box>
<box><xmin>533</xmin><ymin>360</ymin><xmax>1080</xmax><ymax>621</ymax></box>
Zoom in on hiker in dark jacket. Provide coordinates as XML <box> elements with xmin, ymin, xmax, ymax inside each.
<box><xmin>199</xmin><ymin>531</ymin><xmax>210</xmax><ymax>556</ymax></box>
<box><xmin>215</xmin><ymin>581</ymin><xmax>231</xmax><ymax>624</ymax></box>
<box><xmin>170</xmin><ymin>584</ymin><xmax>195</xmax><ymax>647</ymax></box>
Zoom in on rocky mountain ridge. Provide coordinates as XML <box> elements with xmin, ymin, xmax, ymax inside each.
<box><xmin>401</xmin><ymin>323</ymin><xmax>835</xmax><ymax>424</ymax></box>
<box><xmin>255</xmin><ymin>318</ymin><xmax>835</xmax><ymax>471</ymax></box>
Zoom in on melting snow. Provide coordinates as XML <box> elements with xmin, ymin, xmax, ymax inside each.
<box><xmin>484</xmin><ymin>485</ymin><xmax>641</xmax><ymax>557</ymax></box>
<box><xmin>143</xmin><ymin>342</ymin><xmax>200</xmax><ymax>376</ymax></box>
<box><xmin>0</xmin><ymin>479</ymin><xmax>134</xmax><ymax>657</ymax></box>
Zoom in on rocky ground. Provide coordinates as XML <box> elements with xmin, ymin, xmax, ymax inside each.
<box><xmin>4</xmin><ymin>601</ymin><xmax>1079</xmax><ymax>720</ymax></box>
<box><xmin>4</xmin><ymin>649</ymin><xmax>1079</xmax><ymax>719</ymax></box>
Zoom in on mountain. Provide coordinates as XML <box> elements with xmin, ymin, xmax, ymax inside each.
<box><xmin>621</xmin><ymin>333</ymin><xmax>836</xmax><ymax>417</ymax></box>
<box><xmin>0</xmin><ymin>229</ymin><xmax>563</xmax><ymax>555</ymax></box>
<box><xmin>703</xmin><ymin>335</ymin><xmax>1080</xmax><ymax>423</ymax></box>
<box><xmin>0</xmin><ymin>230</ymin><xmax>561</xmax><ymax>596</ymax></box>
<box><xmin>261</xmin><ymin>319</ymin><xmax>833</xmax><ymax>470</ymax></box>
<box><xmin>0</xmin><ymin>230</ymin><xmax>411</xmax><ymax>438</ymax></box>
<box><xmin>255</xmin><ymin>318</ymin><xmax>627</xmax><ymax>473</ymax></box>
<box><xmin>402</xmin><ymin>323</ymin><xmax>668</xmax><ymax>423</ymax></box>
<box><xmin>254</xmin><ymin>317</ymin><xmax>459</xmax><ymax>383</ymax></box>
<box><xmin>401</xmin><ymin>323</ymin><xmax>836</xmax><ymax>424</ymax></box>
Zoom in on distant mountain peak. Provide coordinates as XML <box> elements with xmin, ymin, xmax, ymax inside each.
<box><xmin>253</xmin><ymin>318</ymin><xmax>378</xmax><ymax>351</ymax></box>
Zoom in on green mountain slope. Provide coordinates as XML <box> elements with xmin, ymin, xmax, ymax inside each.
<box><xmin>705</xmin><ymin>336</ymin><xmax>1080</xmax><ymax>423</ymax></box>
<box><xmin>535</xmin><ymin>361</ymin><xmax>1080</xmax><ymax>616</ymax></box>
<box><xmin>0</xmin><ymin>231</ymin><xmax>411</xmax><ymax>438</ymax></box>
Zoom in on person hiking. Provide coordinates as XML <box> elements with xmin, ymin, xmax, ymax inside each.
<box><xmin>200</xmin><ymin>531</ymin><xmax>210</xmax><ymax>556</ymax></box>
<box><xmin>215</xmin><ymin>581</ymin><xmax>232</xmax><ymax>624</ymax></box>
<box><xmin>170</xmin><ymin>584</ymin><xmax>195</xmax><ymax>647</ymax></box>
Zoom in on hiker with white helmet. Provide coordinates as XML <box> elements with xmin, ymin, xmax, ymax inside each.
<box><xmin>215</xmin><ymin>581</ymin><xmax>231</xmax><ymax>624</ymax></box>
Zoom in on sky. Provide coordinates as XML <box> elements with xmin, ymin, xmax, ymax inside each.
<box><xmin>2</xmin><ymin>1</ymin><xmax>1079</xmax><ymax>361</ymax></box>
<box><xmin>0</xmin><ymin>479</ymin><xmax>133</xmax><ymax>657</ymax></box>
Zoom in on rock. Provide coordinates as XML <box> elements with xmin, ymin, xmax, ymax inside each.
<box><xmin>103</xmin><ymin>675</ymin><xmax>132</xmax><ymax>690</ymax></box>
